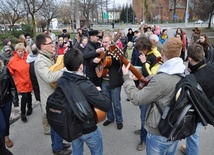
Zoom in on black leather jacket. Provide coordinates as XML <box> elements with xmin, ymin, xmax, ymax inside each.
<box><xmin>0</xmin><ymin>62</ymin><xmax>18</xmax><ymax>107</ymax></box>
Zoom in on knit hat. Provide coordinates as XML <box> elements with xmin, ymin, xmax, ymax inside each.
<box><xmin>149</xmin><ymin>34</ymin><xmax>159</xmax><ymax>42</ymax></box>
<box><xmin>4</xmin><ymin>39</ymin><xmax>10</xmax><ymax>45</ymax></box>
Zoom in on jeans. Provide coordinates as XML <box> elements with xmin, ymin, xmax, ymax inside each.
<box><xmin>0</xmin><ymin>102</ymin><xmax>12</xmax><ymax>137</ymax></box>
<box><xmin>51</xmin><ymin>128</ymin><xmax>63</xmax><ymax>151</ymax></box>
<box><xmin>102</xmin><ymin>80</ymin><xmax>123</xmax><ymax>123</ymax></box>
<box><xmin>72</xmin><ymin>128</ymin><xmax>103</xmax><ymax>155</ymax></box>
<box><xmin>146</xmin><ymin>133</ymin><xmax>179</xmax><ymax>155</ymax></box>
<box><xmin>139</xmin><ymin>105</ymin><xmax>148</xmax><ymax>142</ymax></box>
<box><xmin>186</xmin><ymin>123</ymin><xmax>201</xmax><ymax>155</ymax></box>
<box><xmin>20</xmin><ymin>92</ymin><xmax>32</xmax><ymax>115</ymax></box>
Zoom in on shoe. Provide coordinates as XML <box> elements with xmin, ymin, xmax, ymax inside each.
<box><xmin>62</xmin><ymin>143</ymin><xmax>71</xmax><ymax>149</ymax></box>
<box><xmin>117</xmin><ymin>123</ymin><xmax>123</xmax><ymax>130</ymax></box>
<box><xmin>181</xmin><ymin>145</ymin><xmax>186</xmax><ymax>154</ymax></box>
<box><xmin>53</xmin><ymin>148</ymin><xmax>72</xmax><ymax>155</ymax></box>
<box><xmin>21</xmin><ymin>114</ymin><xmax>27</xmax><ymax>122</ymax></box>
<box><xmin>26</xmin><ymin>108</ymin><xmax>33</xmax><ymax>116</ymax></box>
<box><xmin>134</xmin><ymin>129</ymin><xmax>141</xmax><ymax>135</ymax></box>
<box><xmin>136</xmin><ymin>141</ymin><xmax>146</xmax><ymax>151</ymax></box>
<box><xmin>126</xmin><ymin>98</ymin><xmax>130</xmax><ymax>101</ymax></box>
<box><xmin>1</xmin><ymin>149</ymin><xmax>13</xmax><ymax>155</ymax></box>
<box><xmin>103</xmin><ymin>120</ymin><xmax>112</xmax><ymax>126</ymax></box>
<box><xmin>5</xmin><ymin>136</ymin><xmax>13</xmax><ymax>148</ymax></box>
<box><xmin>44</xmin><ymin>131</ymin><xmax>51</xmax><ymax>135</ymax></box>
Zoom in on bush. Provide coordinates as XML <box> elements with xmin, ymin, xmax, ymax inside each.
<box><xmin>0</xmin><ymin>32</ymin><xmax>18</xmax><ymax>51</ymax></box>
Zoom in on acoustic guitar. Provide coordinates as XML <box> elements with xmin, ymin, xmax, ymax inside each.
<box><xmin>50</xmin><ymin>55</ymin><xmax>64</xmax><ymax>88</ymax></box>
<box><xmin>95</xmin><ymin>49</ymin><xmax>112</xmax><ymax>77</ymax></box>
<box><xmin>108</xmin><ymin>44</ymin><xmax>151</xmax><ymax>89</ymax></box>
<box><xmin>95</xmin><ymin>31</ymin><xmax>122</xmax><ymax>78</ymax></box>
<box><xmin>49</xmin><ymin>55</ymin><xmax>106</xmax><ymax>123</ymax></box>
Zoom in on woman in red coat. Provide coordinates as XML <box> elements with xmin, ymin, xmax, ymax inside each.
<box><xmin>8</xmin><ymin>43</ymin><xmax>33</xmax><ymax>122</ymax></box>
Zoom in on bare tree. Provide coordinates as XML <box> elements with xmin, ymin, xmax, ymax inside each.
<box><xmin>0</xmin><ymin>0</ymin><xmax>26</xmax><ymax>28</ymax></box>
<box><xmin>38</xmin><ymin>0</ymin><xmax>60</xmax><ymax>31</ymax></box>
<box><xmin>79</xmin><ymin>0</ymin><xmax>107</xmax><ymax>27</ymax></box>
<box><xmin>22</xmin><ymin>0</ymin><xmax>45</xmax><ymax>37</ymax></box>
<box><xmin>193</xmin><ymin>0</ymin><xmax>214</xmax><ymax>28</ymax></box>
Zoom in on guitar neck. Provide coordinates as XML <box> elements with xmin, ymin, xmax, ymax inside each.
<box><xmin>120</xmin><ymin>56</ymin><xmax>147</xmax><ymax>84</ymax></box>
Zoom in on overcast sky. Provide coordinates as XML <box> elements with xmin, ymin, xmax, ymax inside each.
<box><xmin>113</xmin><ymin>0</ymin><xmax>131</xmax><ymax>7</ymax></box>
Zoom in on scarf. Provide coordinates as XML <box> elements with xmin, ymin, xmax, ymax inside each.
<box><xmin>39</xmin><ymin>50</ymin><xmax>55</xmax><ymax>59</ymax></box>
<box><xmin>161</xmin><ymin>34</ymin><xmax>168</xmax><ymax>40</ymax></box>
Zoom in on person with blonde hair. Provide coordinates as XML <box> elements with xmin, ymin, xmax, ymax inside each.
<box><xmin>8</xmin><ymin>43</ymin><xmax>33</xmax><ymax>123</ymax></box>
<box><xmin>122</xmin><ymin>37</ymin><xmax>185</xmax><ymax>155</ymax></box>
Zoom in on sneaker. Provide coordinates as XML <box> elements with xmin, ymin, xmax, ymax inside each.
<box><xmin>103</xmin><ymin>120</ymin><xmax>112</xmax><ymax>126</ymax></box>
<box><xmin>134</xmin><ymin>129</ymin><xmax>141</xmax><ymax>135</ymax></box>
<box><xmin>21</xmin><ymin>114</ymin><xmax>27</xmax><ymax>122</ymax></box>
<box><xmin>181</xmin><ymin>145</ymin><xmax>186</xmax><ymax>154</ymax></box>
<box><xmin>136</xmin><ymin>141</ymin><xmax>146</xmax><ymax>151</ymax></box>
<box><xmin>117</xmin><ymin>123</ymin><xmax>123</xmax><ymax>130</ymax></box>
<box><xmin>5</xmin><ymin>136</ymin><xmax>13</xmax><ymax>148</ymax></box>
<box><xmin>53</xmin><ymin>148</ymin><xmax>72</xmax><ymax>155</ymax></box>
<box><xmin>26</xmin><ymin>108</ymin><xmax>33</xmax><ymax>116</ymax></box>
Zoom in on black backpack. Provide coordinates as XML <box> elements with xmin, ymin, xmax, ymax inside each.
<box><xmin>155</xmin><ymin>74</ymin><xmax>209</xmax><ymax>141</ymax></box>
<box><xmin>46</xmin><ymin>77</ymin><xmax>94</xmax><ymax>142</ymax></box>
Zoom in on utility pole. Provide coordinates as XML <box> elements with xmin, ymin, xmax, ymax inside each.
<box><xmin>185</xmin><ymin>0</ymin><xmax>189</xmax><ymax>27</ymax></box>
<box><xmin>142</xmin><ymin>0</ymin><xmax>145</xmax><ymax>23</ymax></box>
<box><xmin>75</xmin><ymin>0</ymin><xmax>80</xmax><ymax>29</ymax></box>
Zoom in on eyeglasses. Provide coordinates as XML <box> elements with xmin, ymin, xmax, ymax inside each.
<box><xmin>44</xmin><ymin>41</ymin><xmax>53</xmax><ymax>45</ymax></box>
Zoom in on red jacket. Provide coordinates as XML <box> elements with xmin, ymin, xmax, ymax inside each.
<box><xmin>7</xmin><ymin>51</ymin><xmax>32</xmax><ymax>93</ymax></box>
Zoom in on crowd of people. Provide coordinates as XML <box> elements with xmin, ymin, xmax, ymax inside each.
<box><xmin>0</xmin><ymin>23</ymin><xmax>214</xmax><ymax>155</ymax></box>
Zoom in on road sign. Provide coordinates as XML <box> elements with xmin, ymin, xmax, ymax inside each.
<box><xmin>173</xmin><ymin>14</ymin><xmax>178</xmax><ymax>19</ymax></box>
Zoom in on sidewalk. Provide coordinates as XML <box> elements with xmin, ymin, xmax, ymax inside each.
<box><xmin>9</xmin><ymin>93</ymin><xmax>40</xmax><ymax>124</ymax></box>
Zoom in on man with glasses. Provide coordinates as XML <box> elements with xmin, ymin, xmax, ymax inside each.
<box><xmin>34</xmin><ymin>34</ymin><xmax>71</xmax><ymax>155</ymax></box>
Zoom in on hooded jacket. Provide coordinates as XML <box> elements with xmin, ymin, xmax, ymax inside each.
<box><xmin>123</xmin><ymin>57</ymin><xmax>186</xmax><ymax>135</ymax></box>
<box><xmin>0</xmin><ymin>46</ymin><xmax>13</xmax><ymax>65</ymax></box>
<box><xmin>7</xmin><ymin>51</ymin><xmax>32</xmax><ymax>93</ymax></box>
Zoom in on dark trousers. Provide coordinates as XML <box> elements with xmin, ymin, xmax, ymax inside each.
<box><xmin>20</xmin><ymin>92</ymin><xmax>32</xmax><ymax>115</ymax></box>
<box><xmin>0</xmin><ymin>102</ymin><xmax>12</xmax><ymax>137</ymax></box>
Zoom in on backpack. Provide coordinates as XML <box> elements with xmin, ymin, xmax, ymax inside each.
<box><xmin>156</xmin><ymin>74</ymin><xmax>208</xmax><ymax>141</ymax></box>
<box><xmin>46</xmin><ymin>77</ymin><xmax>94</xmax><ymax>142</ymax></box>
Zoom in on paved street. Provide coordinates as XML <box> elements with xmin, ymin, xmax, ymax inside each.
<box><xmin>8</xmin><ymin>88</ymin><xmax>214</xmax><ymax>155</ymax></box>
<box><xmin>7</xmin><ymin>24</ymin><xmax>214</xmax><ymax>155</ymax></box>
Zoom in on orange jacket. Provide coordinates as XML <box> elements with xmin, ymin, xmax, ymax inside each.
<box><xmin>7</xmin><ymin>51</ymin><xmax>32</xmax><ymax>93</ymax></box>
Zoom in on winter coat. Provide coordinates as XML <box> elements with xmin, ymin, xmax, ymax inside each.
<box><xmin>34</xmin><ymin>53</ymin><xmax>64</xmax><ymax>114</ymax></box>
<box><xmin>0</xmin><ymin>60</ymin><xmax>18</xmax><ymax>107</ymax></box>
<box><xmin>62</xmin><ymin>71</ymin><xmax>111</xmax><ymax>134</ymax></box>
<box><xmin>83</xmin><ymin>40</ymin><xmax>100</xmax><ymax>78</ymax></box>
<box><xmin>123</xmin><ymin>57</ymin><xmax>186</xmax><ymax>135</ymax></box>
<box><xmin>7</xmin><ymin>51</ymin><xmax>32</xmax><ymax>93</ymax></box>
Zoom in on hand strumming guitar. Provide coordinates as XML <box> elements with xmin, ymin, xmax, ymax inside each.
<box><xmin>93</xmin><ymin>57</ymin><xmax>101</xmax><ymax>64</ymax></box>
<box><xmin>96</xmin><ymin>47</ymin><xmax>104</xmax><ymax>54</ymax></box>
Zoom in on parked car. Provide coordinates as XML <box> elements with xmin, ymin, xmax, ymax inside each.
<box><xmin>195</xmin><ymin>20</ymin><xmax>204</xmax><ymax>24</ymax></box>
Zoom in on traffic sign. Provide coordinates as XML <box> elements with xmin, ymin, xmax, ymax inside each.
<box><xmin>173</xmin><ymin>14</ymin><xmax>178</xmax><ymax>19</ymax></box>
